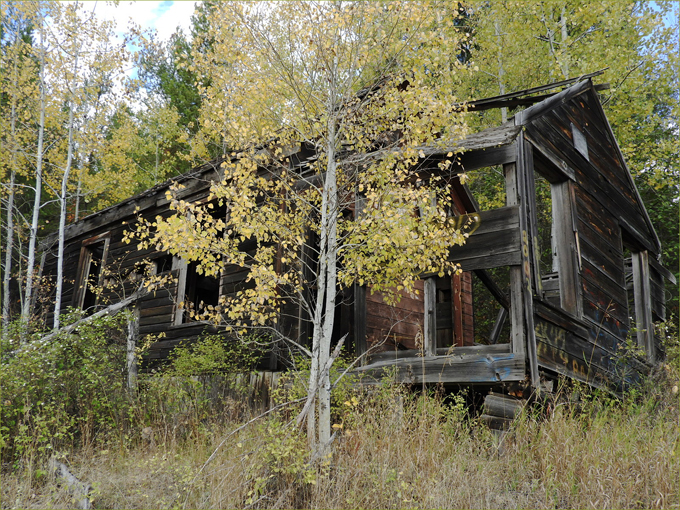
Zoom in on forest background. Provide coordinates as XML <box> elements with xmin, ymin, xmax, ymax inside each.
<box><xmin>1</xmin><ymin>0</ymin><xmax>678</xmax><ymax>328</ymax></box>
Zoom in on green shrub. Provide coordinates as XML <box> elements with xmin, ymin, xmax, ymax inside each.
<box><xmin>137</xmin><ymin>333</ymin><xmax>266</xmax><ymax>442</ymax></box>
<box><xmin>0</xmin><ymin>311</ymin><xmax>134</xmax><ymax>466</ymax></box>
<box><xmin>163</xmin><ymin>333</ymin><xmax>261</xmax><ymax>377</ymax></box>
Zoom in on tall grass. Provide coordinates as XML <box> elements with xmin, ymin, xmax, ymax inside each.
<box><xmin>2</xmin><ymin>322</ymin><xmax>678</xmax><ymax>509</ymax></box>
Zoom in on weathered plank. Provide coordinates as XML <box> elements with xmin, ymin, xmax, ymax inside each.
<box><xmin>483</xmin><ymin>393</ymin><xmax>525</xmax><ymax>419</ymax></box>
<box><xmin>356</xmin><ymin>351</ymin><xmax>525</xmax><ymax>384</ymax></box>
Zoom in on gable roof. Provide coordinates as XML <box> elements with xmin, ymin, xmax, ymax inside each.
<box><xmin>516</xmin><ymin>79</ymin><xmax>661</xmax><ymax>255</ymax></box>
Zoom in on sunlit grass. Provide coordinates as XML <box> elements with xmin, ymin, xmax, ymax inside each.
<box><xmin>2</xmin><ymin>361</ymin><xmax>677</xmax><ymax>510</ymax></box>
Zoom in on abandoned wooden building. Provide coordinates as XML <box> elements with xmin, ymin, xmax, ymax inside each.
<box><xmin>41</xmin><ymin>77</ymin><xmax>675</xmax><ymax>397</ymax></box>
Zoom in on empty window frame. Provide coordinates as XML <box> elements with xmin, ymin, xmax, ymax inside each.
<box><xmin>622</xmin><ymin>240</ymin><xmax>654</xmax><ymax>361</ymax></box>
<box><xmin>174</xmin><ymin>260</ymin><xmax>222</xmax><ymax>324</ymax></box>
<box><xmin>73</xmin><ymin>233</ymin><xmax>110</xmax><ymax>312</ymax></box>
<box><xmin>172</xmin><ymin>201</ymin><xmax>226</xmax><ymax>325</ymax></box>
<box><xmin>531</xmin><ymin>150</ymin><xmax>581</xmax><ymax>315</ymax></box>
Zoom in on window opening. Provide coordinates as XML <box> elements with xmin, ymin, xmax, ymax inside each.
<box><xmin>531</xmin><ymin>149</ymin><xmax>580</xmax><ymax>315</ymax></box>
<box><xmin>471</xmin><ymin>267</ymin><xmax>511</xmax><ymax>345</ymax></box>
<box><xmin>174</xmin><ymin>202</ymin><xmax>226</xmax><ymax>324</ymax></box>
<box><xmin>154</xmin><ymin>254</ymin><xmax>174</xmax><ymax>274</ymax></box>
<box><xmin>623</xmin><ymin>246</ymin><xmax>636</xmax><ymax>327</ymax></box>
<box><xmin>534</xmin><ymin>172</ymin><xmax>555</xmax><ymax>277</ymax></box>
<box><xmin>183</xmin><ymin>262</ymin><xmax>220</xmax><ymax>321</ymax></box>
<box><xmin>467</xmin><ymin>165</ymin><xmax>506</xmax><ymax>210</ymax></box>
<box><xmin>74</xmin><ymin>237</ymin><xmax>109</xmax><ymax>312</ymax></box>
<box><xmin>622</xmin><ymin>239</ymin><xmax>654</xmax><ymax>360</ymax></box>
<box><xmin>434</xmin><ymin>275</ymin><xmax>454</xmax><ymax>349</ymax></box>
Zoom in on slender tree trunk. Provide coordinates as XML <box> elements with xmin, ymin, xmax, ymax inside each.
<box><xmin>560</xmin><ymin>6</ymin><xmax>569</xmax><ymax>79</ymax></box>
<box><xmin>54</xmin><ymin>106</ymin><xmax>76</xmax><ymax>330</ymax></box>
<box><xmin>494</xmin><ymin>21</ymin><xmax>507</xmax><ymax>123</ymax></box>
<box><xmin>2</xmin><ymin>170</ymin><xmax>16</xmax><ymax>329</ymax></box>
<box><xmin>126</xmin><ymin>306</ymin><xmax>140</xmax><ymax>395</ymax></box>
<box><xmin>306</xmin><ymin>132</ymin><xmax>338</xmax><ymax>451</ymax></box>
<box><xmin>54</xmin><ymin>41</ymin><xmax>80</xmax><ymax>330</ymax></box>
<box><xmin>22</xmin><ymin>12</ymin><xmax>47</xmax><ymax>332</ymax></box>
<box><xmin>2</xmin><ymin>53</ymin><xmax>19</xmax><ymax>329</ymax></box>
<box><xmin>309</xmin><ymin>56</ymin><xmax>341</xmax><ymax>454</ymax></box>
<box><xmin>317</xmin><ymin>126</ymin><xmax>338</xmax><ymax>452</ymax></box>
<box><xmin>74</xmin><ymin>159</ymin><xmax>84</xmax><ymax>222</ymax></box>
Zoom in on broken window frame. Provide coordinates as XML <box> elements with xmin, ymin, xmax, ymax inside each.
<box><xmin>621</xmin><ymin>232</ymin><xmax>655</xmax><ymax>362</ymax></box>
<box><xmin>171</xmin><ymin>200</ymin><xmax>227</xmax><ymax>326</ymax></box>
<box><xmin>73</xmin><ymin>232</ymin><xmax>110</xmax><ymax>312</ymax></box>
<box><xmin>528</xmin><ymin>145</ymin><xmax>582</xmax><ymax>317</ymax></box>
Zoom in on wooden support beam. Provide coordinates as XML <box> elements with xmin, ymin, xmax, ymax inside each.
<box><xmin>474</xmin><ymin>269</ymin><xmax>510</xmax><ymax>310</ymax></box>
<box><xmin>489</xmin><ymin>307</ymin><xmax>508</xmax><ymax>345</ymax></box>
<box><xmin>504</xmin><ymin>162</ymin><xmax>527</xmax><ymax>368</ymax></box>
<box><xmin>423</xmin><ymin>277</ymin><xmax>436</xmax><ymax>357</ymax></box>
<box><xmin>353</xmin><ymin>284</ymin><xmax>367</xmax><ymax>364</ymax></box>
<box><xmin>511</xmin><ymin>130</ymin><xmax>540</xmax><ymax>388</ymax></box>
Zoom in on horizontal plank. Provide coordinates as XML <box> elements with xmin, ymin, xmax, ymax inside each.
<box><xmin>534</xmin><ymin>318</ymin><xmax>619</xmax><ymax>389</ymax></box>
<box><xmin>577</xmin><ymin>225</ymin><xmax>624</xmax><ymax>281</ymax></box>
<box><xmin>140</xmin><ymin>304</ymin><xmax>174</xmax><ymax>318</ymax></box>
<box><xmin>580</xmin><ymin>276</ymin><xmax>628</xmax><ymax>326</ymax></box>
<box><xmin>366</xmin><ymin>300</ymin><xmax>423</xmax><ymax>325</ymax></box>
<box><xmin>367</xmin><ymin>292</ymin><xmax>424</xmax><ymax>315</ymax></box>
<box><xmin>581</xmin><ymin>298</ymin><xmax>629</xmax><ymax>342</ymax></box>
<box><xmin>458</xmin><ymin>143</ymin><xmax>517</xmax><ymax>172</ymax></box>
<box><xmin>366</xmin><ymin>316</ymin><xmax>421</xmax><ymax>339</ymax></box>
<box><xmin>574</xmin><ymin>185</ymin><xmax>622</xmax><ymax>244</ymax></box>
<box><xmin>356</xmin><ymin>351</ymin><xmax>525</xmax><ymax>384</ymax></box>
<box><xmin>580</xmin><ymin>259</ymin><xmax>627</xmax><ymax>306</ymax></box>
<box><xmin>455</xmin><ymin>251</ymin><xmax>522</xmax><ymax>271</ymax></box>
<box><xmin>533</xmin><ymin>300</ymin><xmax>590</xmax><ymax>338</ymax></box>
<box><xmin>140</xmin><ymin>315</ymin><xmax>173</xmax><ymax>328</ymax></box>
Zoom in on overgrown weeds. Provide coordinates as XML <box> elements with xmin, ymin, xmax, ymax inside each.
<box><xmin>1</xmin><ymin>319</ymin><xmax>678</xmax><ymax>509</ymax></box>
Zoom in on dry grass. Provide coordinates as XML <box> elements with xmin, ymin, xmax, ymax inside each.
<box><xmin>3</xmin><ymin>365</ymin><xmax>678</xmax><ymax>510</ymax></box>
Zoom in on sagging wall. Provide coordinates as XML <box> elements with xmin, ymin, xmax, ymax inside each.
<box><xmin>520</xmin><ymin>83</ymin><xmax>663</xmax><ymax>390</ymax></box>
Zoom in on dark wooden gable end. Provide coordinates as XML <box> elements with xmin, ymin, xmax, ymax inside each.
<box><xmin>514</xmin><ymin>79</ymin><xmax>674</xmax><ymax>390</ymax></box>
<box><xmin>41</xmin><ymin>79</ymin><xmax>673</xmax><ymax>395</ymax></box>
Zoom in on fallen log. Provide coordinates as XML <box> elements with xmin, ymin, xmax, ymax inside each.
<box><xmin>48</xmin><ymin>457</ymin><xmax>92</xmax><ymax>510</ymax></box>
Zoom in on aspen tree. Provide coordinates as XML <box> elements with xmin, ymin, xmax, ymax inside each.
<box><xmin>0</xmin><ymin>5</ymin><xmax>36</xmax><ymax>329</ymax></box>
<box><xmin>134</xmin><ymin>1</ymin><xmax>471</xmax><ymax>455</ymax></box>
<box><xmin>48</xmin><ymin>2</ymin><xmax>128</xmax><ymax>328</ymax></box>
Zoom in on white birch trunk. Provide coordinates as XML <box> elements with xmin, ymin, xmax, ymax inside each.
<box><xmin>22</xmin><ymin>12</ymin><xmax>47</xmax><ymax>331</ymax></box>
<box><xmin>54</xmin><ymin>39</ymin><xmax>80</xmax><ymax>331</ymax></box>
<box><xmin>74</xmin><ymin>161</ymin><xmax>83</xmax><ymax>222</ymax></box>
<box><xmin>494</xmin><ymin>21</ymin><xmax>508</xmax><ymax>124</ymax></box>
<box><xmin>305</xmin><ymin>122</ymin><xmax>339</xmax><ymax>453</ymax></box>
<box><xmin>2</xmin><ymin>48</ymin><xmax>19</xmax><ymax>328</ymax></box>
<box><xmin>317</xmin><ymin>129</ymin><xmax>338</xmax><ymax>452</ymax></box>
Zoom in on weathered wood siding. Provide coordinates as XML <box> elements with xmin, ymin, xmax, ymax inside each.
<box><xmin>365</xmin><ymin>280</ymin><xmax>425</xmax><ymax>353</ymax></box>
<box><xmin>522</xmin><ymin>84</ymin><xmax>659</xmax><ymax>388</ymax></box>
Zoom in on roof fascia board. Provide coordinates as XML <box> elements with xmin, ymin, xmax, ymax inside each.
<box><xmin>516</xmin><ymin>79</ymin><xmax>592</xmax><ymax>125</ymax></box>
